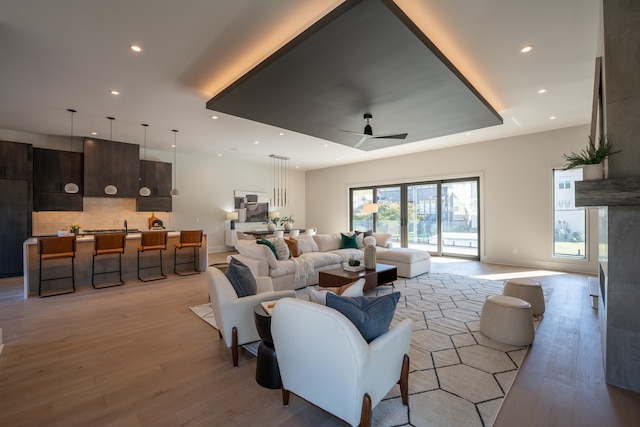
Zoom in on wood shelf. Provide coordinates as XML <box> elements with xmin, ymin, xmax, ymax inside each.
<box><xmin>575</xmin><ymin>177</ymin><xmax>640</xmax><ymax>207</ymax></box>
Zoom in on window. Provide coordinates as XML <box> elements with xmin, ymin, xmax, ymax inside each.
<box><xmin>553</xmin><ymin>168</ymin><xmax>585</xmax><ymax>258</ymax></box>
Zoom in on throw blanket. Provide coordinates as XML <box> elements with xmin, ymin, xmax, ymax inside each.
<box><xmin>292</xmin><ymin>256</ymin><xmax>314</xmax><ymax>281</ymax></box>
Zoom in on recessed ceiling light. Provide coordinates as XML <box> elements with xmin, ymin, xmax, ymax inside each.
<box><xmin>91</xmin><ymin>131</ymin><xmax>97</xmax><ymax>136</ymax></box>
<box><xmin>465</xmin><ymin>132</ymin><xmax>471</xmax><ymax>136</ymax></box>
<box><xmin>537</xmin><ymin>89</ymin><xmax>547</xmax><ymax>94</ymax></box>
<box><xmin>171</xmin><ymin>144</ymin><xmax>176</xmax><ymax>148</ymax></box>
<box><xmin>295</xmin><ymin>165</ymin><xmax>299</xmax><ymax>169</ymax></box>
<box><xmin>278</xmin><ymin>132</ymin><xmax>284</xmax><ymax>136</ymax></box>
<box><xmin>110</xmin><ymin>90</ymin><xmax>120</xmax><ymax>95</ymax></box>
<box><xmin>254</xmin><ymin>140</ymin><xmax>259</xmax><ymax>144</ymax></box>
<box><xmin>323</xmin><ymin>144</ymin><xmax>328</xmax><ymax>147</ymax></box>
<box><xmin>217</xmin><ymin>153</ymin><xmax>222</xmax><ymax>157</ymax></box>
<box><xmin>549</xmin><ymin>116</ymin><xmax>557</xmax><ymax>120</ymax></box>
<box><xmin>520</xmin><ymin>45</ymin><xmax>534</xmax><ymax>53</ymax></box>
<box><xmin>129</xmin><ymin>44</ymin><xmax>142</xmax><ymax>53</ymax></box>
<box><xmin>211</xmin><ymin>115</ymin><xmax>218</xmax><ymax>120</ymax></box>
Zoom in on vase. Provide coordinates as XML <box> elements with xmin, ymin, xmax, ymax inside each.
<box><xmin>284</xmin><ymin>222</ymin><xmax>293</xmax><ymax>231</ymax></box>
<box><xmin>582</xmin><ymin>163</ymin><xmax>603</xmax><ymax>180</ymax></box>
<box><xmin>267</xmin><ymin>223</ymin><xmax>276</xmax><ymax>232</ymax></box>
<box><xmin>364</xmin><ymin>244</ymin><xmax>376</xmax><ymax>270</ymax></box>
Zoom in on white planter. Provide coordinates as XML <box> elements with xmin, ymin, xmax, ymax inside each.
<box><xmin>582</xmin><ymin>163</ymin><xmax>604</xmax><ymax>180</ymax></box>
<box><xmin>284</xmin><ymin>222</ymin><xmax>293</xmax><ymax>231</ymax></box>
<box><xmin>267</xmin><ymin>223</ymin><xmax>276</xmax><ymax>232</ymax></box>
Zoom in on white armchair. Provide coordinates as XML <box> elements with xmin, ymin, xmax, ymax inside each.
<box><xmin>206</xmin><ymin>266</ymin><xmax>296</xmax><ymax>367</ymax></box>
<box><xmin>271</xmin><ymin>298</ymin><xmax>412</xmax><ymax>427</ymax></box>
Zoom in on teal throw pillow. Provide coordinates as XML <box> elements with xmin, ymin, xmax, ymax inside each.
<box><xmin>257</xmin><ymin>238</ymin><xmax>277</xmax><ymax>257</ymax></box>
<box><xmin>340</xmin><ymin>232</ymin><xmax>358</xmax><ymax>249</ymax></box>
<box><xmin>225</xmin><ymin>257</ymin><xmax>257</xmax><ymax>297</ymax></box>
<box><xmin>326</xmin><ymin>292</ymin><xmax>401</xmax><ymax>342</ymax></box>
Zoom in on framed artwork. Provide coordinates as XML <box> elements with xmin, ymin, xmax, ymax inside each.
<box><xmin>234</xmin><ymin>190</ymin><xmax>269</xmax><ymax>223</ymax></box>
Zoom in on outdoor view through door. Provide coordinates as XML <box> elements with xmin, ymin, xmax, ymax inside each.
<box><xmin>351</xmin><ymin>178</ymin><xmax>479</xmax><ymax>259</ymax></box>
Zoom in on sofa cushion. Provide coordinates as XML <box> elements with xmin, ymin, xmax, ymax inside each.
<box><xmin>313</xmin><ymin>233</ymin><xmax>341</xmax><ymax>252</ymax></box>
<box><xmin>235</xmin><ymin>240</ymin><xmax>279</xmax><ymax>269</ymax></box>
<box><xmin>272</xmin><ymin>238</ymin><xmax>290</xmax><ymax>260</ymax></box>
<box><xmin>301</xmin><ymin>251</ymin><xmax>344</xmax><ymax>268</ymax></box>
<box><xmin>293</xmin><ymin>235</ymin><xmax>319</xmax><ymax>254</ymax></box>
<box><xmin>376</xmin><ymin>247</ymin><xmax>430</xmax><ymax>263</ymax></box>
<box><xmin>225</xmin><ymin>257</ymin><xmax>257</xmax><ymax>297</ymax></box>
<box><xmin>341</xmin><ymin>232</ymin><xmax>358</xmax><ymax>249</ymax></box>
<box><xmin>257</xmin><ymin>238</ymin><xmax>277</xmax><ymax>258</ymax></box>
<box><xmin>308</xmin><ymin>278</ymin><xmax>366</xmax><ymax>304</ymax></box>
<box><xmin>328</xmin><ymin>248</ymin><xmax>364</xmax><ymax>262</ymax></box>
<box><xmin>284</xmin><ymin>238</ymin><xmax>301</xmax><ymax>257</ymax></box>
<box><xmin>326</xmin><ymin>292</ymin><xmax>401</xmax><ymax>342</ymax></box>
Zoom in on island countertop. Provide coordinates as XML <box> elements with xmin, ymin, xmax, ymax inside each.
<box><xmin>23</xmin><ymin>231</ymin><xmax>207</xmax><ymax>298</ymax></box>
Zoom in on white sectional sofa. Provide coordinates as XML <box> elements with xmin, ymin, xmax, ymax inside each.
<box><xmin>228</xmin><ymin>232</ymin><xmax>431</xmax><ymax>291</ymax></box>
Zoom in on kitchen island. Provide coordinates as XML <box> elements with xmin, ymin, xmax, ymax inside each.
<box><xmin>23</xmin><ymin>231</ymin><xmax>208</xmax><ymax>298</ymax></box>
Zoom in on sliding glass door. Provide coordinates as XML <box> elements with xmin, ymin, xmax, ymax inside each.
<box><xmin>350</xmin><ymin>178</ymin><xmax>479</xmax><ymax>259</ymax></box>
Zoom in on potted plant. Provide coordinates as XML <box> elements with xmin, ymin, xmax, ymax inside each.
<box><xmin>280</xmin><ymin>214</ymin><xmax>294</xmax><ymax>231</ymax></box>
<box><xmin>563</xmin><ymin>135</ymin><xmax>620</xmax><ymax>180</ymax></box>
<box><xmin>263</xmin><ymin>214</ymin><xmax>279</xmax><ymax>232</ymax></box>
<box><xmin>68</xmin><ymin>224</ymin><xmax>81</xmax><ymax>235</ymax></box>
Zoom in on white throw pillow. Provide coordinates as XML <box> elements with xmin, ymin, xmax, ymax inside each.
<box><xmin>272</xmin><ymin>237</ymin><xmax>290</xmax><ymax>260</ymax></box>
<box><xmin>307</xmin><ymin>278</ymin><xmax>366</xmax><ymax>305</ymax></box>
<box><xmin>295</xmin><ymin>234</ymin><xmax>319</xmax><ymax>254</ymax></box>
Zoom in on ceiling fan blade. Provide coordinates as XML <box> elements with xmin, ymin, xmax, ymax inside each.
<box><xmin>352</xmin><ymin>135</ymin><xmax>370</xmax><ymax>149</ymax></box>
<box><xmin>371</xmin><ymin>132</ymin><xmax>408</xmax><ymax>140</ymax></box>
<box><xmin>339</xmin><ymin>129</ymin><xmax>367</xmax><ymax>136</ymax></box>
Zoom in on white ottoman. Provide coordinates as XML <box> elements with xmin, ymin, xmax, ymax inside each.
<box><xmin>480</xmin><ymin>295</ymin><xmax>534</xmax><ymax>346</ymax></box>
<box><xmin>375</xmin><ymin>248</ymin><xmax>431</xmax><ymax>278</ymax></box>
<box><xmin>503</xmin><ymin>278</ymin><xmax>545</xmax><ymax>315</ymax></box>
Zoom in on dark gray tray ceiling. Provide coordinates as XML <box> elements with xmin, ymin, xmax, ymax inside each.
<box><xmin>207</xmin><ymin>0</ymin><xmax>503</xmax><ymax>151</ymax></box>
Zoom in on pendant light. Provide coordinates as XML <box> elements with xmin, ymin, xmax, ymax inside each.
<box><xmin>269</xmin><ymin>154</ymin><xmax>290</xmax><ymax>207</ymax></box>
<box><xmin>139</xmin><ymin>123</ymin><xmax>151</xmax><ymax>197</ymax></box>
<box><xmin>104</xmin><ymin>116</ymin><xmax>118</xmax><ymax>195</ymax></box>
<box><xmin>170</xmin><ymin>129</ymin><xmax>179</xmax><ymax>197</ymax></box>
<box><xmin>63</xmin><ymin>108</ymin><xmax>80</xmax><ymax>194</ymax></box>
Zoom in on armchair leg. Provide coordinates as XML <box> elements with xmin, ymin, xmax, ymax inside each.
<box><xmin>358</xmin><ymin>393</ymin><xmax>372</xmax><ymax>427</ymax></box>
<box><xmin>232</xmin><ymin>327</ymin><xmax>238</xmax><ymax>367</ymax></box>
<box><xmin>399</xmin><ymin>354</ymin><xmax>410</xmax><ymax>405</ymax></box>
<box><xmin>281</xmin><ymin>388</ymin><xmax>290</xmax><ymax>406</ymax></box>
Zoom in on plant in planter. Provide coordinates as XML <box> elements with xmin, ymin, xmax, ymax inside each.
<box><xmin>563</xmin><ymin>135</ymin><xmax>620</xmax><ymax>179</ymax></box>
<box><xmin>263</xmin><ymin>214</ymin><xmax>279</xmax><ymax>231</ymax></box>
<box><xmin>68</xmin><ymin>224</ymin><xmax>81</xmax><ymax>235</ymax></box>
<box><xmin>280</xmin><ymin>215</ymin><xmax>294</xmax><ymax>231</ymax></box>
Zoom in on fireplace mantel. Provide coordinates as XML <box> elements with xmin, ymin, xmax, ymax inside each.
<box><xmin>575</xmin><ymin>177</ymin><xmax>640</xmax><ymax>207</ymax></box>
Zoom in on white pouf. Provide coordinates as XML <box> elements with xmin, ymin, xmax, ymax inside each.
<box><xmin>503</xmin><ymin>278</ymin><xmax>545</xmax><ymax>316</ymax></box>
<box><xmin>480</xmin><ymin>295</ymin><xmax>534</xmax><ymax>346</ymax></box>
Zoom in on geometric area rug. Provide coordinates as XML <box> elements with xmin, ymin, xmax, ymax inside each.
<box><xmin>190</xmin><ymin>272</ymin><xmax>552</xmax><ymax>427</ymax></box>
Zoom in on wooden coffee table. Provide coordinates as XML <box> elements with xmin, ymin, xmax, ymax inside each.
<box><xmin>319</xmin><ymin>263</ymin><xmax>397</xmax><ymax>292</ymax></box>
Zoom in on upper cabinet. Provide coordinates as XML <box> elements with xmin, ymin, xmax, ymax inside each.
<box><xmin>83</xmin><ymin>137</ymin><xmax>139</xmax><ymax>198</ymax></box>
<box><xmin>137</xmin><ymin>160</ymin><xmax>172</xmax><ymax>211</ymax></box>
<box><xmin>33</xmin><ymin>148</ymin><xmax>83</xmax><ymax>211</ymax></box>
<box><xmin>0</xmin><ymin>140</ymin><xmax>30</xmax><ymax>180</ymax></box>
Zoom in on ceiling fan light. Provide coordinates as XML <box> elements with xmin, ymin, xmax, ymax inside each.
<box><xmin>104</xmin><ymin>184</ymin><xmax>118</xmax><ymax>195</ymax></box>
<box><xmin>64</xmin><ymin>182</ymin><xmax>79</xmax><ymax>194</ymax></box>
<box><xmin>139</xmin><ymin>186</ymin><xmax>151</xmax><ymax>197</ymax></box>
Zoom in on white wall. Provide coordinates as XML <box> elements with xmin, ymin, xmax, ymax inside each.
<box><xmin>305</xmin><ymin>125</ymin><xmax>599</xmax><ymax>274</ymax></box>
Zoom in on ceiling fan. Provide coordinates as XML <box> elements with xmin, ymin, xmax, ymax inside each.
<box><xmin>341</xmin><ymin>113</ymin><xmax>408</xmax><ymax>149</ymax></box>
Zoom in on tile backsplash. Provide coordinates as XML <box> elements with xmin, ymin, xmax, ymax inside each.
<box><xmin>32</xmin><ymin>198</ymin><xmax>171</xmax><ymax>235</ymax></box>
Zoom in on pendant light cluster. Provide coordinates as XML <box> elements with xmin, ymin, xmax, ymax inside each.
<box><xmin>170</xmin><ymin>129</ymin><xmax>179</xmax><ymax>197</ymax></box>
<box><xmin>139</xmin><ymin>123</ymin><xmax>151</xmax><ymax>197</ymax></box>
<box><xmin>104</xmin><ymin>116</ymin><xmax>118</xmax><ymax>195</ymax></box>
<box><xmin>270</xmin><ymin>154</ymin><xmax>290</xmax><ymax>207</ymax></box>
<box><xmin>63</xmin><ymin>108</ymin><xmax>80</xmax><ymax>194</ymax></box>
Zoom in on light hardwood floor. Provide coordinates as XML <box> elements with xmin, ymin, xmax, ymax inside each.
<box><xmin>0</xmin><ymin>254</ymin><xmax>638</xmax><ymax>426</ymax></box>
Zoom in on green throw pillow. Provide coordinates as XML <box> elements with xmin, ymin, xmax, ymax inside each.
<box><xmin>257</xmin><ymin>238</ymin><xmax>277</xmax><ymax>257</ymax></box>
<box><xmin>326</xmin><ymin>292</ymin><xmax>401</xmax><ymax>342</ymax></box>
<box><xmin>225</xmin><ymin>257</ymin><xmax>257</xmax><ymax>297</ymax></box>
<box><xmin>340</xmin><ymin>232</ymin><xmax>358</xmax><ymax>249</ymax></box>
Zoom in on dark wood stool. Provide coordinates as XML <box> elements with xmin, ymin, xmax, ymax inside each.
<box><xmin>92</xmin><ymin>233</ymin><xmax>126</xmax><ymax>289</ymax></box>
<box><xmin>173</xmin><ymin>230</ymin><xmax>203</xmax><ymax>276</ymax></box>
<box><xmin>38</xmin><ymin>236</ymin><xmax>76</xmax><ymax>297</ymax></box>
<box><xmin>137</xmin><ymin>231</ymin><xmax>168</xmax><ymax>282</ymax></box>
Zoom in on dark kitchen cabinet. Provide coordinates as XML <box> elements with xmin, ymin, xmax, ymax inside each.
<box><xmin>137</xmin><ymin>160</ymin><xmax>172</xmax><ymax>212</ymax></box>
<box><xmin>0</xmin><ymin>140</ymin><xmax>30</xmax><ymax>180</ymax></box>
<box><xmin>0</xmin><ymin>141</ymin><xmax>32</xmax><ymax>277</ymax></box>
<box><xmin>33</xmin><ymin>148</ymin><xmax>83</xmax><ymax>211</ymax></box>
<box><xmin>83</xmin><ymin>137</ymin><xmax>139</xmax><ymax>198</ymax></box>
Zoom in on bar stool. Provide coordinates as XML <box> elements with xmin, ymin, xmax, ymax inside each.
<box><xmin>38</xmin><ymin>236</ymin><xmax>76</xmax><ymax>297</ymax></box>
<box><xmin>137</xmin><ymin>231</ymin><xmax>168</xmax><ymax>282</ymax></box>
<box><xmin>92</xmin><ymin>233</ymin><xmax>126</xmax><ymax>289</ymax></box>
<box><xmin>174</xmin><ymin>230</ymin><xmax>203</xmax><ymax>276</ymax></box>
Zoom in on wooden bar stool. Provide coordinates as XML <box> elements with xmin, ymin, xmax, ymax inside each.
<box><xmin>92</xmin><ymin>233</ymin><xmax>126</xmax><ymax>289</ymax></box>
<box><xmin>137</xmin><ymin>231</ymin><xmax>168</xmax><ymax>282</ymax></box>
<box><xmin>38</xmin><ymin>236</ymin><xmax>76</xmax><ymax>297</ymax></box>
<box><xmin>174</xmin><ymin>230</ymin><xmax>203</xmax><ymax>276</ymax></box>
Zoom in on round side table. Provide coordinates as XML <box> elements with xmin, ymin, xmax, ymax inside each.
<box><xmin>254</xmin><ymin>303</ymin><xmax>281</xmax><ymax>389</ymax></box>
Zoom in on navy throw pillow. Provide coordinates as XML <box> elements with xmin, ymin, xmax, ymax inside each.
<box><xmin>225</xmin><ymin>257</ymin><xmax>257</xmax><ymax>297</ymax></box>
<box><xmin>326</xmin><ymin>292</ymin><xmax>401</xmax><ymax>342</ymax></box>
